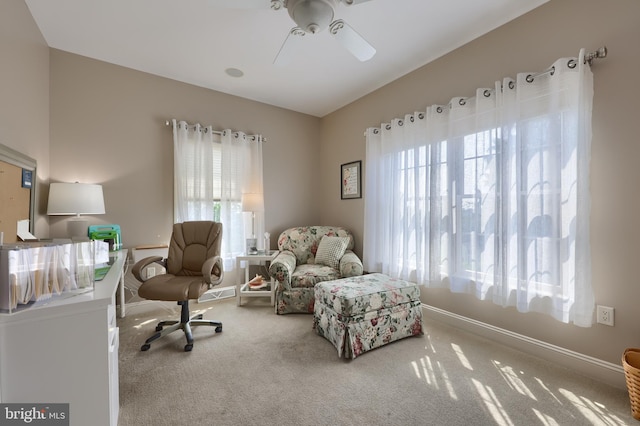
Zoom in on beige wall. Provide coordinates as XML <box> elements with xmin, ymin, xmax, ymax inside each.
<box><xmin>48</xmin><ymin>50</ymin><xmax>322</xmax><ymax>248</ymax></box>
<box><xmin>0</xmin><ymin>0</ymin><xmax>50</xmax><ymax>238</ymax></box>
<box><xmin>320</xmin><ymin>0</ymin><xmax>640</xmax><ymax>366</ymax></box>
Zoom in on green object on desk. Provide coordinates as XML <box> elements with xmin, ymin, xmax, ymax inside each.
<box><xmin>89</xmin><ymin>224</ymin><xmax>122</xmax><ymax>251</ymax></box>
<box><xmin>95</xmin><ymin>265</ymin><xmax>112</xmax><ymax>281</ymax></box>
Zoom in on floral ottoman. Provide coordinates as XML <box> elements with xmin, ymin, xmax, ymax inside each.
<box><xmin>313</xmin><ymin>273</ymin><xmax>423</xmax><ymax>359</ymax></box>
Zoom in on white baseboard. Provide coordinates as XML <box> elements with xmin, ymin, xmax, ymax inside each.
<box><xmin>422</xmin><ymin>304</ymin><xmax>627</xmax><ymax>390</ymax></box>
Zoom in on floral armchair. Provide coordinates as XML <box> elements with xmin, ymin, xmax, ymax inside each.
<box><xmin>269</xmin><ymin>226</ymin><xmax>363</xmax><ymax>314</ymax></box>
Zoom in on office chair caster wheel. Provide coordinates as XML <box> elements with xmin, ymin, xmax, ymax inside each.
<box><xmin>184</xmin><ymin>344</ymin><xmax>193</xmax><ymax>352</ymax></box>
<box><xmin>141</xmin><ymin>344</ymin><xmax>150</xmax><ymax>351</ymax></box>
<box><xmin>215</xmin><ymin>326</ymin><xmax>222</xmax><ymax>333</ymax></box>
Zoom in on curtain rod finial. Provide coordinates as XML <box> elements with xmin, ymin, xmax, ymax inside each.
<box><xmin>597</xmin><ymin>46</ymin><xmax>608</xmax><ymax>58</ymax></box>
<box><xmin>586</xmin><ymin>46</ymin><xmax>607</xmax><ymax>64</ymax></box>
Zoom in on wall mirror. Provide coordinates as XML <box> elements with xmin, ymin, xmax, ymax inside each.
<box><xmin>0</xmin><ymin>142</ymin><xmax>37</xmax><ymax>244</ymax></box>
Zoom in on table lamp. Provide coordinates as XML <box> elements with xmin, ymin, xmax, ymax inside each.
<box><xmin>47</xmin><ymin>182</ymin><xmax>105</xmax><ymax>239</ymax></box>
<box><xmin>241</xmin><ymin>192</ymin><xmax>263</xmax><ymax>254</ymax></box>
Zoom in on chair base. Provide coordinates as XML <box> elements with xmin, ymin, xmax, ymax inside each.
<box><xmin>141</xmin><ymin>300</ymin><xmax>222</xmax><ymax>352</ymax></box>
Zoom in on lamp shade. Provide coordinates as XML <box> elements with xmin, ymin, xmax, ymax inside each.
<box><xmin>47</xmin><ymin>183</ymin><xmax>106</xmax><ymax>216</ymax></box>
<box><xmin>241</xmin><ymin>192</ymin><xmax>264</xmax><ymax>213</ymax></box>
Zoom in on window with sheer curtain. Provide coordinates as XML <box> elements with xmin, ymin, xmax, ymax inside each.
<box><xmin>172</xmin><ymin>120</ymin><xmax>264</xmax><ymax>272</ymax></box>
<box><xmin>363</xmin><ymin>49</ymin><xmax>594</xmax><ymax>326</ymax></box>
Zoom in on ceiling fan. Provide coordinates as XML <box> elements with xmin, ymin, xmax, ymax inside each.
<box><xmin>215</xmin><ymin>0</ymin><xmax>377</xmax><ymax>65</ymax></box>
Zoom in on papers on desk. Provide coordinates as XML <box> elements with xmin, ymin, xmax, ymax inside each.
<box><xmin>95</xmin><ymin>240</ymin><xmax>109</xmax><ymax>264</ymax></box>
<box><xmin>17</xmin><ymin>219</ymin><xmax>37</xmax><ymax>241</ymax></box>
<box><xmin>0</xmin><ymin>241</ymin><xmax>98</xmax><ymax>313</ymax></box>
<box><xmin>93</xmin><ymin>240</ymin><xmax>111</xmax><ymax>281</ymax></box>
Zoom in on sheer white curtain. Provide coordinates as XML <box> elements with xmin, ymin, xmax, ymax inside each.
<box><xmin>364</xmin><ymin>49</ymin><xmax>594</xmax><ymax>326</ymax></box>
<box><xmin>219</xmin><ymin>130</ymin><xmax>265</xmax><ymax>264</ymax></box>
<box><xmin>173</xmin><ymin>120</ymin><xmax>264</xmax><ymax>272</ymax></box>
<box><xmin>173</xmin><ymin>120</ymin><xmax>215</xmax><ymax>221</ymax></box>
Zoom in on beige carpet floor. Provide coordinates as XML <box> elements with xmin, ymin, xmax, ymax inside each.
<box><xmin>117</xmin><ymin>297</ymin><xmax>636</xmax><ymax>426</ymax></box>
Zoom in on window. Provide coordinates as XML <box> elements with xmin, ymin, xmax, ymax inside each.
<box><xmin>364</xmin><ymin>52</ymin><xmax>594</xmax><ymax>326</ymax></box>
<box><xmin>173</xmin><ymin>121</ymin><xmax>264</xmax><ymax>272</ymax></box>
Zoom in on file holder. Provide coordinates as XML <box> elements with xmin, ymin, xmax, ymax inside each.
<box><xmin>0</xmin><ymin>241</ymin><xmax>96</xmax><ymax>313</ymax></box>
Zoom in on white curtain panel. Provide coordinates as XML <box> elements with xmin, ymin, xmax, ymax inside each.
<box><xmin>364</xmin><ymin>49</ymin><xmax>594</xmax><ymax>326</ymax></box>
<box><xmin>220</xmin><ymin>130</ymin><xmax>265</xmax><ymax>263</ymax></box>
<box><xmin>173</xmin><ymin>120</ymin><xmax>215</xmax><ymax>222</ymax></box>
<box><xmin>173</xmin><ymin>120</ymin><xmax>264</xmax><ymax>271</ymax></box>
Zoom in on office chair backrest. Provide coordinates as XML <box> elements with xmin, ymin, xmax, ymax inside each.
<box><xmin>167</xmin><ymin>221</ymin><xmax>223</xmax><ymax>277</ymax></box>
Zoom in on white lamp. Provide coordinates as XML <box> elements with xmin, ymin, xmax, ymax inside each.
<box><xmin>47</xmin><ymin>182</ymin><xmax>105</xmax><ymax>239</ymax></box>
<box><xmin>241</xmin><ymin>192</ymin><xmax>264</xmax><ymax>254</ymax></box>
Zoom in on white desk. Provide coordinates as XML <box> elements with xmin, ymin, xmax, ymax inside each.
<box><xmin>0</xmin><ymin>249</ymin><xmax>127</xmax><ymax>426</ymax></box>
<box><xmin>236</xmin><ymin>251</ymin><xmax>277</xmax><ymax>306</ymax></box>
<box><xmin>117</xmin><ymin>253</ymin><xmax>128</xmax><ymax>318</ymax></box>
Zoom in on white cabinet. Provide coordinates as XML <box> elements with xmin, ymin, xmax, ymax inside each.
<box><xmin>0</xmin><ymin>249</ymin><xmax>127</xmax><ymax>426</ymax></box>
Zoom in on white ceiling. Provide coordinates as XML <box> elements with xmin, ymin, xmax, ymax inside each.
<box><xmin>25</xmin><ymin>0</ymin><xmax>548</xmax><ymax>117</ymax></box>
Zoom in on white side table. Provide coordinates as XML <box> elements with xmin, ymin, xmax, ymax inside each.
<box><xmin>236</xmin><ymin>250</ymin><xmax>278</xmax><ymax>306</ymax></box>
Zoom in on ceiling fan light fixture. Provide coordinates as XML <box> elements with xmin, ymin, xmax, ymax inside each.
<box><xmin>288</xmin><ymin>0</ymin><xmax>334</xmax><ymax>34</ymax></box>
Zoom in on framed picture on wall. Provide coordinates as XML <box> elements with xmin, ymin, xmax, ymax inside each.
<box><xmin>341</xmin><ymin>160</ymin><xmax>361</xmax><ymax>199</ymax></box>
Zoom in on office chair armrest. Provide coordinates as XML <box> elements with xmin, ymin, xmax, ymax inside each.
<box><xmin>132</xmin><ymin>256</ymin><xmax>166</xmax><ymax>282</ymax></box>
<box><xmin>202</xmin><ymin>255</ymin><xmax>224</xmax><ymax>288</ymax></box>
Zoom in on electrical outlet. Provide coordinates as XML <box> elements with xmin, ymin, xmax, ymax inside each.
<box><xmin>146</xmin><ymin>267</ymin><xmax>156</xmax><ymax>279</ymax></box>
<box><xmin>597</xmin><ymin>305</ymin><xmax>614</xmax><ymax>326</ymax></box>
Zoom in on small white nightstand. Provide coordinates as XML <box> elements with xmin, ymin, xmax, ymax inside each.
<box><xmin>236</xmin><ymin>250</ymin><xmax>278</xmax><ymax>306</ymax></box>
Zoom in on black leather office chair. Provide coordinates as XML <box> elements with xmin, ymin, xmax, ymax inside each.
<box><xmin>132</xmin><ymin>221</ymin><xmax>224</xmax><ymax>352</ymax></box>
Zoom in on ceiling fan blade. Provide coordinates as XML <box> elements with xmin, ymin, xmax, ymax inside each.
<box><xmin>273</xmin><ymin>27</ymin><xmax>307</xmax><ymax>66</ymax></box>
<box><xmin>329</xmin><ymin>20</ymin><xmax>376</xmax><ymax>62</ymax></box>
